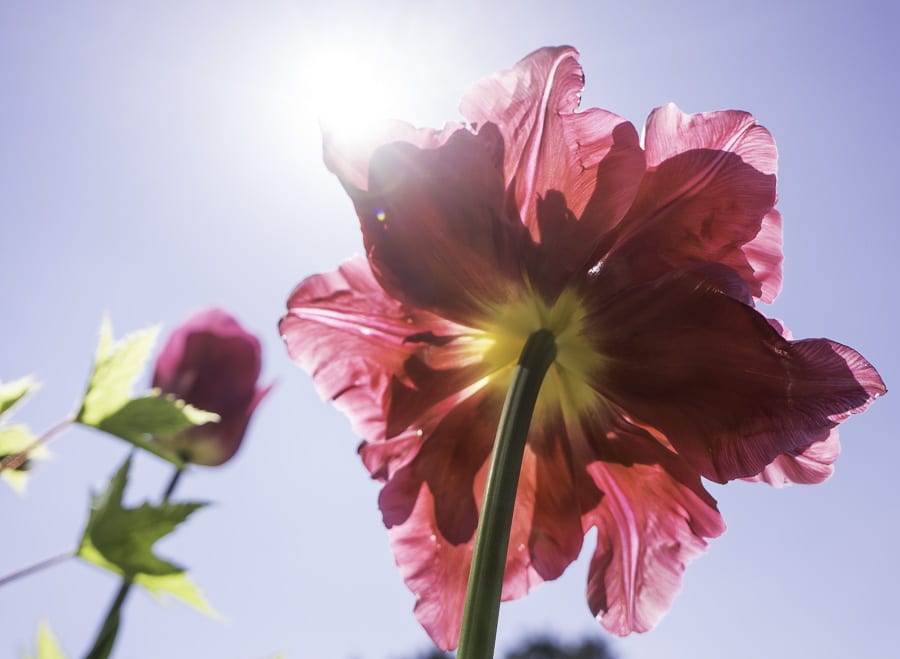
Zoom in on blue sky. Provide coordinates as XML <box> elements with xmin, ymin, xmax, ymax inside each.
<box><xmin>2</xmin><ymin>2</ymin><xmax>897</xmax><ymax>658</ymax></box>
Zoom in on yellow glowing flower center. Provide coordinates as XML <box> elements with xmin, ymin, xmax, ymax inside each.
<box><xmin>470</xmin><ymin>286</ymin><xmax>604</xmax><ymax>428</ymax></box>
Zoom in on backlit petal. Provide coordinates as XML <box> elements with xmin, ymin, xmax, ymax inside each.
<box><xmin>460</xmin><ymin>47</ymin><xmax>645</xmax><ymax>293</ymax></box>
<box><xmin>387</xmin><ymin>483</ymin><xmax>473</xmax><ymax>651</ymax></box>
<box><xmin>743</xmin><ymin>320</ymin><xmax>841</xmax><ymax>486</ymax></box>
<box><xmin>381</xmin><ymin>393</ymin><xmax>499</xmax><ymax>544</ymax></box>
<box><xmin>383</xmin><ymin>392</ymin><xmax>570</xmax><ymax>650</ymax></box>
<box><xmin>589</xmin><ymin>267</ymin><xmax>885</xmax><ymax>483</ymax></box>
<box><xmin>744</xmin><ymin>429</ymin><xmax>840</xmax><ymax>487</ymax></box>
<box><xmin>323</xmin><ymin>118</ymin><xmax>462</xmax><ymax>193</ymax></box>
<box><xmin>279</xmin><ymin>256</ymin><xmax>465</xmax><ymax>452</ymax></box>
<box><xmin>604</xmin><ymin>104</ymin><xmax>782</xmax><ymax>302</ymax></box>
<box><xmin>582</xmin><ymin>435</ymin><xmax>725</xmax><ymax>634</ymax></box>
<box><xmin>523</xmin><ymin>417</ymin><xmax>585</xmax><ymax>582</ymax></box>
<box><xmin>347</xmin><ymin>129</ymin><xmax>530</xmax><ymax>324</ymax></box>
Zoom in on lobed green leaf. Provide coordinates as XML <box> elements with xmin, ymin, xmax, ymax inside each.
<box><xmin>0</xmin><ymin>375</ymin><xmax>39</xmax><ymax>419</ymax></box>
<box><xmin>77</xmin><ymin>317</ymin><xmax>159</xmax><ymax>427</ymax></box>
<box><xmin>77</xmin><ymin>457</ymin><xmax>207</xmax><ymax>577</ymax></box>
<box><xmin>75</xmin><ymin>319</ymin><xmax>218</xmax><ymax>466</ymax></box>
<box><xmin>0</xmin><ymin>425</ymin><xmax>47</xmax><ymax>494</ymax></box>
<box><xmin>22</xmin><ymin>620</ymin><xmax>67</xmax><ymax>659</ymax></box>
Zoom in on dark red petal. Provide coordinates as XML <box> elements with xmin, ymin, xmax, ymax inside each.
<box><xmin>460</xmin><ymin>47</ymin><xmax>644</xmax><ymax>293</ymax></box>
<box><xmin>382</xmin><ymin>397</ymin><xmax>590</xmax><ymax>651</ymax></box>
<box><xmin>603</xmin><ymin>105</ymin><xmax>782</xmax><ymax>303</ymax></box>
<box><xmin>348</xmin><ymin>128</ymin><xmax>529</xmax><ymax>324</ymax></box>
<box><xmin>580</xmin><ymin>418</ymin><xmax>725</xmax><ymax>635</ymax></box>
<box><xmin>743</xmin><ymin>429</ymin><xmax>840</xmax><ymax>487</ymax></box>
<box><xmin>280</xmin><ymin>257</ymin><xmax>467</xmax><ymax>462</ymax></box>
<box><xmin>742</xmin><ymin>319</ymin><xmax>842</xmax><ymax>486</ymax></box>
<box><xmin>323</xmin><ymin>118</ymin><xmax>462</xmax><ymax>192</ymax></box>
<box><xmin>520</xmin><ymin>414</ymin><xmax>585</xmax><ymax>582</ymax></box>
<box><xmin>357</xmin><ymin>430</ymin><xmax>422</xmax><ymax>482</ymax></box>
<box><xmin>589</xmin><ymin>268</ymin><xmax>885</xmax><ymax>483</ymax></box>
<box><xmin>380</xmin><ymin>393</ymin><xmax>500</xmax><ymax>543</ymax></box>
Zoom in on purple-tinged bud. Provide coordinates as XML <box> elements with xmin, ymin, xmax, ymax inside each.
<box><xmin>153</xmin><ymin>308</ymin><xmax>271</xmax><ymax>466</ymax></box>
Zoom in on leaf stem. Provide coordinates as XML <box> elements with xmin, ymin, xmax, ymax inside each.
<box><xmin>456</xmin><ymin>329</ymin><xmax>557</xmax><ymax>659</ymax></box>
<box><xmin>0</xmin><ymin>416</ymin><xmax>74</xmax><ymax>473</ymax></box>
<box><xmin>162</xmin><ymin>466</ymin><xmax>185</xmax><ymax>501</ymax></box>
<box><xmin>83</xmin><ymin>464</ymin><xmax>186</xmax><ymax>659</ymax></box>
<box><xmin>0</xmin><ymin>550</ymin><xmax>74</xmax><ymax>589</ymax></box>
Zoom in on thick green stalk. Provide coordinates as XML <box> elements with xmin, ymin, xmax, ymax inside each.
<box><xmin>456</xmin><ymin>329</ymin><xmax>557</xmax><ymax>659</ymax></box>
<box><xmin>83</xmin><ymin>466</ymin><xmax>185</xmax><ymax>659</ymax></box>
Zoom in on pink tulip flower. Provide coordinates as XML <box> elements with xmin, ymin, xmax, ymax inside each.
<box><xmin>281</xmin><ymin>47</ymin><xmax>885</xmax><ymax>650</ymax></box>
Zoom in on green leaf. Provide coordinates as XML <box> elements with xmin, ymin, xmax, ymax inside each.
<box><xmin>134</xmin><ymin>571</ymin><xmax>218</xmax><ymax>617</ymax></box>
<box><xmin>77</xmin><ymin>456</ymin><xmax>206</xmax><ymax>577</ymax></box>
<box><xmin>100</xmin><ymin>392</ymin><xmax>218</xmax><ymax>439</ymax></box>
<box><xmin>79</xmin><ymin>529</ymin><xmax>217</xmax><ymax>617</ymax></box>
<box><xmin>22</xmin><ymin>620</ymin><xmax>67</xmax><ymax>659</ymax></box>
<box><xmin>0</xmin><ymin>376</ymin><xmax>39</xmax><ymax>419</ymax></box>
<box><xmin>77</xmin><ymin>317</ymin><xmax>159</xmax><ymax>427</ymax></box>
<box><xmin>0</xmin><ymin>425</ymin><xmax>47</xmax><ymax>494</ymax></box>
<box><xmin>75</xmin><ymin>319</ymin><xmax>219</xmax><ymax>467</ymax></box>
<box><xmin>92</xmin><ymin>393</ymin><xmax>219</xmax><ymax>467</ymax></box>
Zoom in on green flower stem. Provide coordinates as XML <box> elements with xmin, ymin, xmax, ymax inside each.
<box><xmin>84</xmin><ymin>464</ymin><xmax>186</xmax><ymax>659</ymax></box>
<box><xmin>457</xmin><ymin>329</ymin><xmax>557</xmax><ymax>659</ymax></box>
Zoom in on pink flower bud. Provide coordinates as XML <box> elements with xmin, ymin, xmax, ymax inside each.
<box><xmin>153</xmin><ymin>308</ymin><xmax>271</xmax><ymax>466</ymax></box>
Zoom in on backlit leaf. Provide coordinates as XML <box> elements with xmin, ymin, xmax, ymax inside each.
<box><xmin>77</xmin><ymin>456</ymin><xmax>206</xmax><ymax>577</ymax></box>
<box><xmin>0</xmin><ymin>425</ymin><xmax>47</xmax><ymax>494</ymax></box>
<box><xmin>77</xmin><ymin>318</ymin><xmax>159</xmax><ymax>427</ymax></box>
<box><xmin>22</xmin><ymin>620</ymin><xmax>67</xmax><ymax>659</ymax></box>
<box><xmin>0</xmin><ymin>376</ymin><xmax>39</xmax><ymax>418</ymax></box>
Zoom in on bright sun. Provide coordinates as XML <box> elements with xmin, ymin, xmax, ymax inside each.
<box><xmin>300</xmin><ymin>47</ymin><xmax>413</xmax><ymax>140</ymax></box>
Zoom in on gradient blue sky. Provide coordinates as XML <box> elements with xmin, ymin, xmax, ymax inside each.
<box><xmin>2</xmin><ymin>2</ymin><xmax>897</xmax><ymax>658</ymax></box>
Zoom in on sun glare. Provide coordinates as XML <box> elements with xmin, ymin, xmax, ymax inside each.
<box><xmin>301</xmin><ymin>47</ymin><xmax>412</xmax><ymax>143</ymax></box>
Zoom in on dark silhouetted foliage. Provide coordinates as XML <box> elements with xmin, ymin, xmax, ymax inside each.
<box><xmin>408</xmin><ymin>635</ymin><xmax>615</xmax><ymax>659</ymax></box>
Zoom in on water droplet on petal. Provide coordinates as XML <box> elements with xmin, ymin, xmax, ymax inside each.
<box><xmin>517</xmin><ymin>543</ymin><xmax>525</xmax><ymax>552</ymax></box>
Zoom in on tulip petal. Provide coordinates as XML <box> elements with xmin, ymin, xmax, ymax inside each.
<box><xmin>280</xmin><ymin>256</ymin><xmax>466</xmax><ymax>450</ymax></box>
<box><xmin>461</xmin><ymin>47</ymin><xmax>645</xmax><ymax>292</ymax></box>
<box><xmin>581</xmin><ymin>419</ymin><xmax>725</xmax><ymax>635</ymax></box>
<box><xmin>744</xmin><ymin>429</ymin><xmax>840</xmax><ymax>487</ymax></box>
<box><xmin>344</xmin><ymin>129</ymin><xmax>531</xmax><ymax>323</ymax></box>
<box><xmin>605</xmin><ymin>104</ymin><xmax>782</xmax><ymax>302</ymax></box>
<box><xmin>387</xmin><ymin>482</ymin><xmax>473</xmax><ymax>651</ymax></box>
<box><xmin>382</xmin><ymin>395</ymin><xmax>588</xmax><ymax>651</ymax></box>
<box><xmin>387</xmin><ymin>478</ymin><xmax>545</xmax><ymax>652</ymax></box>
<box><xmin>380</xmin><ymin>392</ymin><xmax>500</xmax><ymax>544</ymax></box>
<box><xmin>590</xmin><ymin>268</ymin><xmax>886</xmax><ymax>483</ymax></box>
<box><xmin>323</xmin><ymin>118</ymin><xmax>463</xmax><ymax>193</ymax></box>
<box><xmin>523</xmin><ymin>418</ymin><xmax>585</xmax><ymax>582</ymax></box>
<box><xmin>744</xmin><ymin>318</ymin><xmax>842</xmax><ymax>486</ymax></box>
